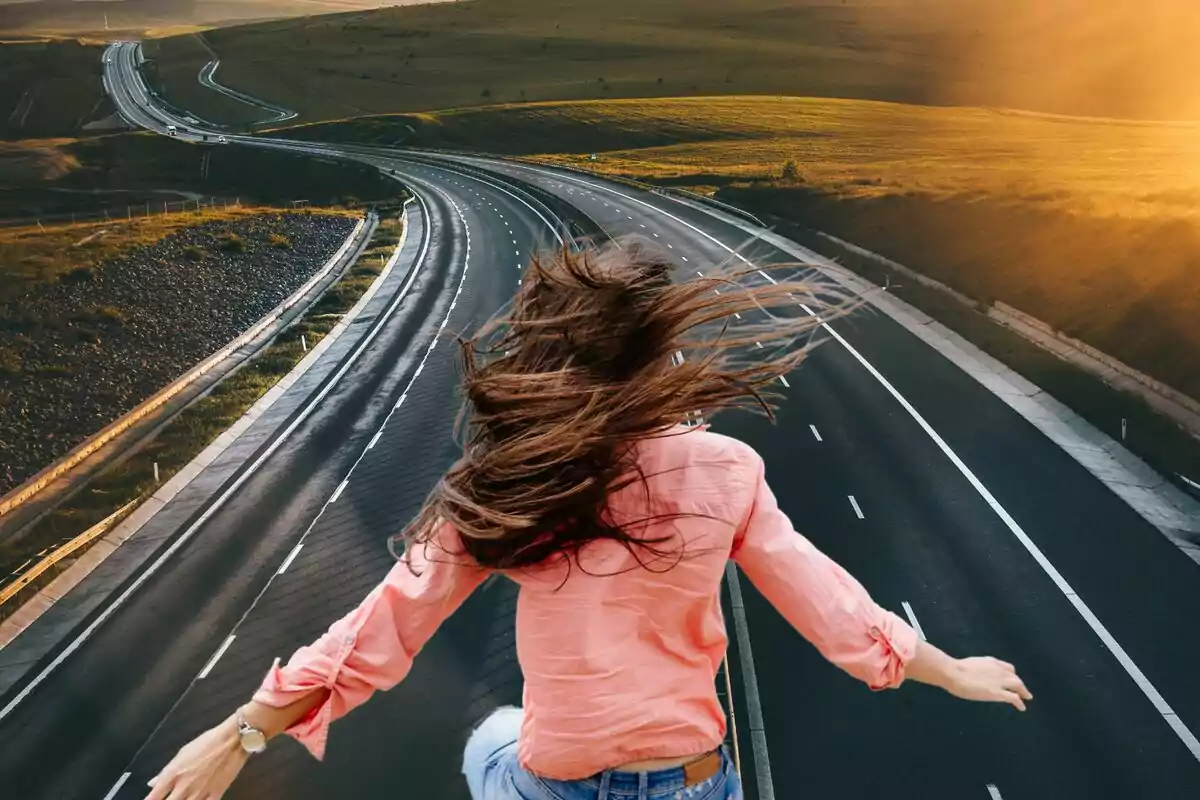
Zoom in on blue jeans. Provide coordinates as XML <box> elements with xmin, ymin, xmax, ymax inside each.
<box><xmin>462</xmin><ymin>706</ymin><xmax>743</xmax><ymax>800</ymax></box>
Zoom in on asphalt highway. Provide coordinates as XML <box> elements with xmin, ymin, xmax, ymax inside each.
<box><xmin>0</xmin><ymin>41</ymin><xmax>1197</xmax><ymax>800</ymax></box>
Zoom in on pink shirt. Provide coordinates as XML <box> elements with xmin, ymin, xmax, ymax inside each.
<box><xmin>254</xmin><ymin>426</ymin><xmax>919</xmax><ymax>779</ymax></box>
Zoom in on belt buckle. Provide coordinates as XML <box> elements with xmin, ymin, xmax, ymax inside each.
<box><xmin>683</xmin><ymin>750</ymin><xmax>722</xmax><ymax>786</ymax></box>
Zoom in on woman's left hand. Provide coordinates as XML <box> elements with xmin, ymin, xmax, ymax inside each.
<box><xmin>145</xmin><ymin>714</ymin><xmax>249</xmax><ymax>800</ymax></box>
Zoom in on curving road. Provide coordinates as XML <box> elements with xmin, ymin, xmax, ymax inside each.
<box><xmin>0</xmin><ymin>40</ymin><xmax>1198</xmax><ymax>800</ymax></box>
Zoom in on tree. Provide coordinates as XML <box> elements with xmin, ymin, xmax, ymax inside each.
<box><xmin>781</xmin><ymin>158</ymin><xmax>801</xmax><ymax>181</ymax></box>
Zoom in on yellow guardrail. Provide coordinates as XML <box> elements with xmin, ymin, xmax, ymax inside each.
<box><xmin>0</xmin><ymin>500</ymin><xmax>137</xmax><ymax>607</ymax></box>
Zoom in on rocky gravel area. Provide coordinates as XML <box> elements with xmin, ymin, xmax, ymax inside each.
<box><xmin>0</xmin><ymin>211</ymin><xmax>357</xmax><ymax>494</ymax></box>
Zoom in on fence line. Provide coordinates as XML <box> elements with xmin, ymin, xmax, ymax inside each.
<box><xmin>0</xmin><ymin>196</ymin><xmax>244</xmax><ymax>230</ymax></box>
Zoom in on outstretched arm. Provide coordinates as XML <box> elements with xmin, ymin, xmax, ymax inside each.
<box><xmin>731</xmin><ymin>448</ymin><xmax>1031</xmax><ymax>708</ymax></box>
<box><xmin>146</xmin><ymin>523</ymin><xmax>488</xmax><ymax>799</ymax></box>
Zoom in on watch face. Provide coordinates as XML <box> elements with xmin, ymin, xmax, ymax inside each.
<box><xmin>240</xmin><ymin>728</ymin><xmax>267</xmax><ymax>754</ymax></box>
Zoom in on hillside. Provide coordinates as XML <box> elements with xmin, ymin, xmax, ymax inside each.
<box><xmin>152</xmin><ymin>0</ymin><xmax>1200</xmax><ymax>125</ymax></box>
<box><xmin>0</xmin><ymin>0</ymin><xmax>444</xmax><ymax>37</ymax></box>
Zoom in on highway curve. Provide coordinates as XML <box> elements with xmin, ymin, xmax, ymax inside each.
<box><xmin>0</xmin><ymin>41</ymin><xmax>1197</xmax><ymax>800</ymax></box>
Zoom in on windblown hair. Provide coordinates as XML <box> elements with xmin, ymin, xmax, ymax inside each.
<box><xmin>395</xmin><ymin>237</ymin><xmax>853</xmax><ymax>571</ymax></box>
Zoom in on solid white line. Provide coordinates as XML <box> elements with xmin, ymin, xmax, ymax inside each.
<box><xmin>0</xmin><ymin>189</ymin><xmax>436</xmax><ymax>722</ymax></box>
<box><xmin>277</xmin><ymin>542</ymin><xmax>304</xmax><ymax>575</ymax></box>
<box><xmin>522</xmin><ymin>163</ymin><xmax>1200</xmax><ymax>761</ymax></box>
<box><xmin>778</xmin><ymin>375</ymin><xmax>790</xmax><ymax>388</ymax></box>
<box><xmin>848</xmin><ymin>495</ymin><xmax>865</xmax><ymax>519</ymax></box>
<box><xmin>986</xmin><ymin>785</ymin><xmax>1003</xmax><ymax>800</ymax></box>
<box><xmin>367</xmin><ymin>430</ymin><xmax>383</xmax><ymax>450</ymax></box>
<box><xmin>102</xmin><ymin>772</ymin><xmax>131</xmax><ymax>800</ymax></box>
<box><xmin>198</xmin><ymin>634</ymin><xmax>235</xmax><ymax>679</ymax></box>
<box><xmin>1180</xmin><ymin>474</ymin><xmax>1200</xmax><ymax>491</ymax></box>
<box><xmin>329</xmin><ymin>480</ymin><xmax>349</xmax><ymax>503</ymax></box>
<box><xmin>902</xmin><ymin>601</ymin><xmax>927</xmax><ymax>641</ymax></box>
<box><xmin>810</xmin><ymin>424</ymin><xmax>823</xmax><ymax>442</ymax></box>
<box><xmin>812</xmin><ymin>305</ymin><xmax>1200</xmax><ymax>761</ymax></box>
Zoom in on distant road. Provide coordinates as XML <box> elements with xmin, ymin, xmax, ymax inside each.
<box><xmin>197</xmin><ymin>56</ymin><xmax>297</xmax><ymax>124</ymax></box>
<box><xmin>0</xmin><ymin>39</ymin><xmax>1197</xmax><ymax>800</ymax></box>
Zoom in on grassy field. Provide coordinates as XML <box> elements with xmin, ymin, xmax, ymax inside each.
<box><xmin>151</xmin><ymin>0</ymin><xmax>1200</xmax><ymax>127</ymax></box>
<box><xmin>0</xmin><ymin>205</ymin><xmax>407</xmax><ymax>615</ymax></box>
<box><xmin>282</xmin><ymin>96</ymin><xmax>1200</xmax><ymax>219</ymax></box>
<box><xmin>0</xmin><ymin>39</ymin><xmax>112</xmax><ymax>140</ymax></box>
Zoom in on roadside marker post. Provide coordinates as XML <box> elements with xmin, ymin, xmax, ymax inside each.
<box><xmin>153</xmin><ymin>462</ymin><xmax>160</xmax><ymax>484</ymax></box>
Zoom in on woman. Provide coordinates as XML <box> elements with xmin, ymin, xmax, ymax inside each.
<box><xmin>147</xmin><ymin>241</ymin><xmax>1031</xmax><ymax>800</ymax></box>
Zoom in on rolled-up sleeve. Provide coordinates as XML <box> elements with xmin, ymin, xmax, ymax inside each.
<box><xmin>730</xmin><ymin>448</ymin><xmax>918</xmax><ymax>690</ymax></box>
<box><xmin>253</xmin><ymin>523</ymin><xmax>489</xmax><ymax>759</ymax></box>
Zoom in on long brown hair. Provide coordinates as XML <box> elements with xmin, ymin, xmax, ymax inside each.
<box><xmin>395</xmin><ymin>236</ymin><xmax>852</xmax><ymax>571</ymax></box>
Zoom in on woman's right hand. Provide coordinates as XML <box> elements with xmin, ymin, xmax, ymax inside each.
<box><xmin>145</xmin><ymin>714</ymin><xmax>249</xmax><ymax>800</ymax></box>
<box><xmin>944</xmin><ymin>656</ymin><xmax>1033</xmax><ymax>711</ymax></box>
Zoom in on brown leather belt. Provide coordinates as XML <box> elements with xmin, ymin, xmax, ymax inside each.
<box><xmin>682</xmin><ymin>749</ymin><xmax>723</xmax><ymax>786</ymax></box>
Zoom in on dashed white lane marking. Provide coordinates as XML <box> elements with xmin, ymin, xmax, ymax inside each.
<box><xmin>102</xmin><ymin>773</ymin><xmax>130</xmax><ymax>800</ymax></box>
<box><xmin>791</xmin><ymin>301</ymin><xmax>1200</xmax><ymax>761</ymax></box>
<box><xmin>848</xmin><ymin>495</ymin><xmax>865</xmax><ymax>519</ymax></box>
<box><xmin>653</xmin><ymin>232</ymin><xmax>660</xmax><ymax>237</ymax></box>
<box><xmin>627</xmin><ymin>215</ymin><xmax>634</xmax><ymax>220</ymax></box>
<box><xmin>986</xmin><ymin>785</ymin><xmax>1003</xmax><ymax>800</ymax></box>
<box><xmin>198</xmin><ymin>634</ymin><xmax>235</xmax><ymax>679</ymax></box>
<box><xmin>697</xmin><ymin>271</ymin><xmax>705</xmax><ymax>277</ymax></box>
<box><xmin>640</xmin><ymin>223</ymin><xmax>646</xmax><ymax>228</ymax></box>
<box><xmin>902</xmin><ymin>601</ymin><xmax>927</xmax><ymax>641</ymax></box>
<box><xmin>682</xmin><ymin>256</ymin><xmax>689</xmax><ymax>262</ymax></box>
<box><xmin>755</xmin><ymin>341</ymin><xmax>763</xmax><ymax>349</ymax></box>
<box><xmin>668</xmin><ymin>243</ymin><xmax>674</xmax><ymax>249</ymax></box>
<box><xmin>277</xmin><ymin>542</ymin><xmax>304</xmax><ymax>575</ymax></box>
<box><xmin>515</xmin><ymin>249</ymin><xmax>521</xmax><ymax>255</ymax></box>
<box><xmin>367</xmin><ymin>430</ymin><xmax>383</xmax><ymax>450</ymax></box>
<box><xmin>778</xmin><ymin>375</ymin><xmax>790</xmax><ymax>388</ymax></box>
<box><xmin>330</xmin><ymin>479</ymin><xmax>348</xmax><ymax>503</ymax></box>
<box><xmin>809</xmin><ymin>424</ymin><xmax>823</xmax><ymax>441</ymax></box>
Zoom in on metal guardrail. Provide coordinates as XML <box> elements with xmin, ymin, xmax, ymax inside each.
<box><xmin>0</xmin><ymin>214</ymin><xmax>371</xmax><ymax>521</ymax></box>
<box><xmin>0</xmin><ymin>501</ymin><xmax>137</xmax><ymax>607</ymax></box>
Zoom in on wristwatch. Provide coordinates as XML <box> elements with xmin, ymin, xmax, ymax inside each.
<box><xmin>236</xmin><ymin>709</ymin><xmax>268</xmax><ymax>755</ymax></box>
